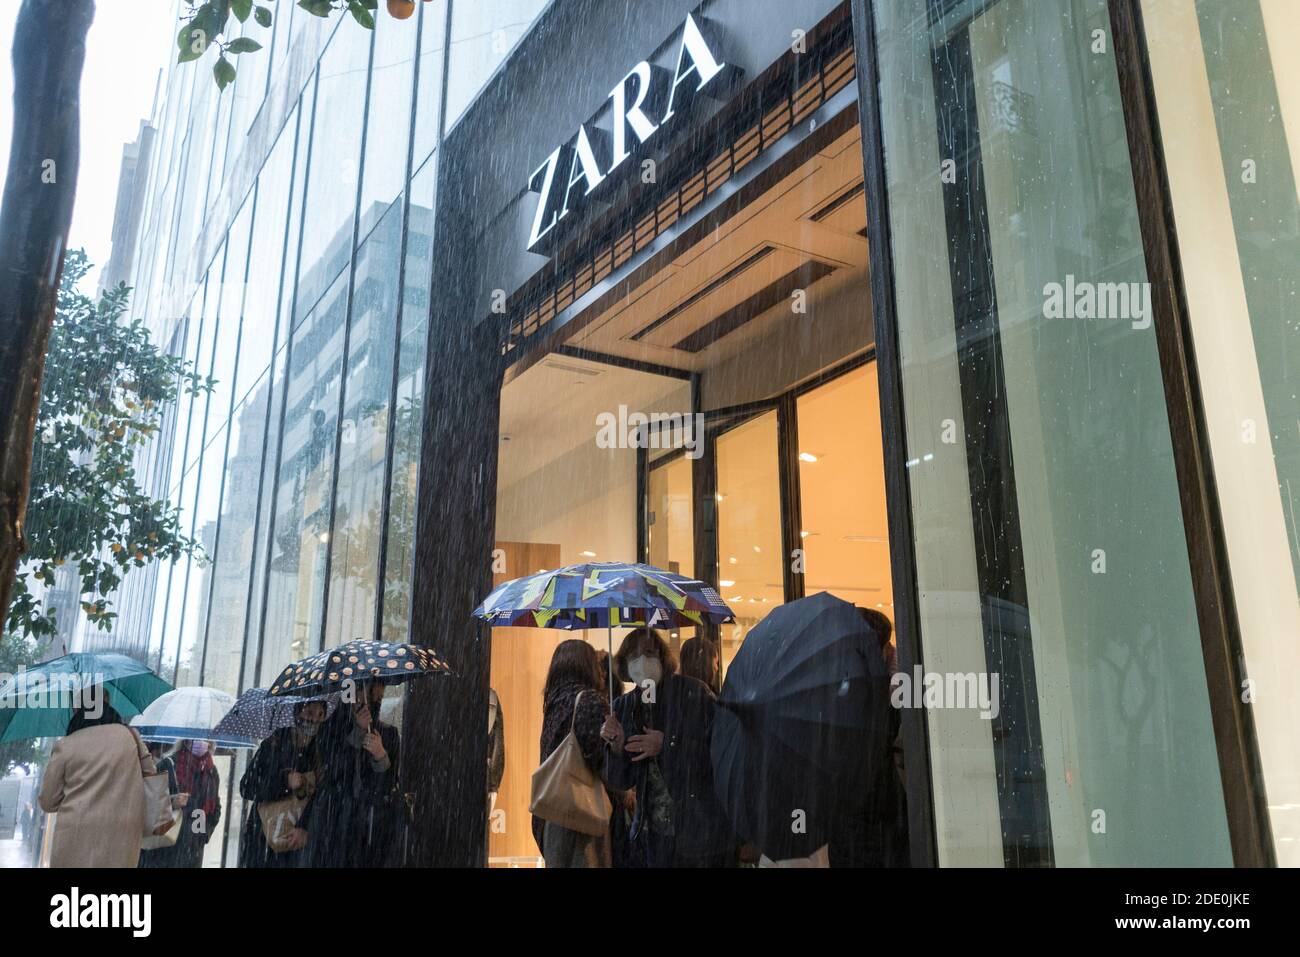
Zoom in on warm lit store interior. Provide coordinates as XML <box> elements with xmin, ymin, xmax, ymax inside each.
<box><xmin>488</xmin><ymin>122</ymin><xmax>893</xmax><ymax>864</ymax></box>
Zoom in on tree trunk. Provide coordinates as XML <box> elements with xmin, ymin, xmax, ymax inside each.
<box><xmin>0</xmin><ymin>0</ymin><xmax>95</xmax><ymax>626</ymax></box>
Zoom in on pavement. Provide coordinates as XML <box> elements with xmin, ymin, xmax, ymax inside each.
<box><xmin>0</xmin><ymin>837</ymin><xmax>35</xmax><ymax>868</ymax></box>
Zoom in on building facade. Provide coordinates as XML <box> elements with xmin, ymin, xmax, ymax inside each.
<box><xmin>95</xmin><ymin>0</ymin><xmax>1297</xmax><ymax>867</ymax></box>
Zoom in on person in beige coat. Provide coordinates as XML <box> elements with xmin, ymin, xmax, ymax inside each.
<box><xmin>38</xmin><ymin>699</ymin><xmax>157</xmax><ymax>868</ymax></box>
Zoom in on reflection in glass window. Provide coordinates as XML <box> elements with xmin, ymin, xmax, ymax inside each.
<box><xmin>444</xmin><ymin>0</ymin><xmax>549</xmax><ymax>129</ymax></box>
<box><xmin>872</xmin><ymin>0</ymin><xmax>1230</xmax><ymax>866</ymax></box>
<box><xmin>296</xmin><ymin>24</ymin><xmax>371</xmax><ymax>325</ymax></box>
<box><xmin>233</xmin><ymin>110</ymin><xmax>296</xmax><ymax>410</ymax></box>
<box><xmin>410</xmin><ymin>0</ymin><xmax>447</xmax><ymax>170</ymax></box>
<box><xmin>326</xmin><ymin>200</ymin><xmax>404</xmax><ymax>647</ymax></box>
<box><xmin>359</xmin><ymin>14</ymin><xmax>417</xmax><ymax>224</ymax></box>
<box><xmin>262</xmin><ymin>273</ymin><xmax>347</xmax><ymax>673</ymax></box>
<box><xmin>1142</xmin><ymin>0</ymin><xmax>1300</xmax><ymax>865</ymax></box>
<box><xmin>380</xmin><ymin>155</ymin><xmax>435</xmax><ymax>642</ymax></box>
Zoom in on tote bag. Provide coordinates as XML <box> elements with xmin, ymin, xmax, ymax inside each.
<box><xmin>259</xmin><ymin>793</ymin><xmax>312</xmax><ymax>853</ymax></box>
<box><xmin>529</xmin><ymin>691</ymin><xmax>612</xmax><ymax>837</ymax></box>
<box><xmin>137</xmin><ymin>735</ymin><xmax>180</xmax><ymax>845</ymax></box>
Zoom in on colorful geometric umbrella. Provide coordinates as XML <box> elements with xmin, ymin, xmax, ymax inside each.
<box><xmin>472</xmin><ymin>561</ymin><xmax>734</xmax><ymax>705</ymax></box>
<box><xmin>266</xmin><ymin>638</ymin><xmax>453</xmax><ymax>697</ymax></box>
<box><xmin>0</xmin><ymin>652</ymin><xmax>172</xmax><ymax>742</ymax></box>
<box><xmin>131</xmin><ymin>686</ymin><xmax>251</xmax><ymax>749</ymax></box>
<box><xmin>472</xmin><ymin>561</ymin><xmax>734</xmax><ymax>630</ymax></box>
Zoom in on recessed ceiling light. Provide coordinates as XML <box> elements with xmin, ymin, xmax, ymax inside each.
<box><xmin>580</xmin><ymin>550</ymin><xmax>596</xmax><ymax>558</ymax></box>
<box><xmin>798</xmin><ymin>452</ymin><xmax>818</xmax><ymax>463</ymax></box>
<box><xmin>719</xmin><ymin>580</ymin><xmax>735</xmax><ymax>588</ymax></box>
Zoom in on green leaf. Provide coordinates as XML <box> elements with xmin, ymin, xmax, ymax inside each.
<box><xmin>226</xmin><ymin>37</ymin><xmax>263</xmax><ymax>54</ymax></box>
<box><xmin>214</xmin><ymin>55</ymin><xmax>236</xmax><ymax>90</ymax></box>
<box><xmin>298</xmin><ymin>0</ymin><xmax>333</xmax><ymax>17</ymax></box>
<box><xmin>176</xmin><ymin>19</ymin><xmax>211</xmax><ymax>63</ymax></box>
<box><xmin>348</xmin><ymin>1</ymin><xmax>375</xmax><ymax>29</ymax></box>
<box><xmin>254</xmin><ymin>4</ymin><xmax>273</xmax><ymax>28</ymax></box>
<box><xmin>231</xmin><ymin>0</ymin><xmax>253</xmax><ymax>21</ymax></box>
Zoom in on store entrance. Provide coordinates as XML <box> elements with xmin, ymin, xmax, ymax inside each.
<box><xmin>644</xmin><ymin>358</ymin><xmax>892</xmax><ymax>672</ymax></box>
<box><xmin>490</xmin><ymin>117</ymin><xmax>895</xmax><ymax>864</ymax></box>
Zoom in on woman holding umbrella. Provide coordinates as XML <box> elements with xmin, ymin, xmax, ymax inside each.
<box><xmin>601</xmin><ymin>628</ymin><xmax>734</xmax><ymax>868</ymax></box>
<box><xmin>238</xmin><ymin>698</ymin><xmax>327</xmax><ymax>868</ymax></box>
<box><xmin>38</xmin><ymin>694</ymin><xmax>160</xmax><ymax>868</ymax></box>
<box><xmin>299</xmin><ymin>680</ymin><xmax>403</xmax><ymax>868</ymax></box>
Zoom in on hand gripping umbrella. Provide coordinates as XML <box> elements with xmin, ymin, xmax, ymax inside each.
<box><xmin>471</xmin><ymin>561</ymin><xmax>735</xmax><ymax>707</ymax></box>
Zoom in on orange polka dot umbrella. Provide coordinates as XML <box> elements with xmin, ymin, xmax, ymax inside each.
<box><xmin>267</xmin><ymin>639</ymin><xmax>453</xmax><ymax>697</ymax></box>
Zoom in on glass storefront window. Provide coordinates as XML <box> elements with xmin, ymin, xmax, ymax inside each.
<box><xmin>646</xmin><ymin>453</ymin><xmax>694</xmax><ymax>579</ymax></box>
<box><xmin>714</xmin><ymin>411</ymin><xmax>784</xmax><ymax>662</ymax></box>
<box><xmin>1141</xmin><ymin>0</ymin><xmax>1300</xmax><ymax>865</ymax></box>
<box><xmin>871</xmin><ymin>0</ymin><xmax>1231</xmax><ymax>865</ymax></box>
<box><xmin>796</xmin><ymin>364</ymin><xmax>893</xmax><ymax>620</ymax></box>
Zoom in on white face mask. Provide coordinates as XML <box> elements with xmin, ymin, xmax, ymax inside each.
<box><xmin>627</xmin><ymin>655</ymin><xmax>663</xmax><ymax>688</ymax></box>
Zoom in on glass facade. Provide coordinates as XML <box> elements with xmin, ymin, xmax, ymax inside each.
<box><xmin>85</xmin><ymin>0</ymin><xmax>553</xmax><ymax>864</ymax></box>
<box><xmin>28</xmin><ymin>0</ymin><xmax>1290</xmax><ymax>871</ymax></box>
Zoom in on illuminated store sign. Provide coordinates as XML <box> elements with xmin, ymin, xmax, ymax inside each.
<box><xmin>526</xmin><ymin>12</ymin><xmax>730</xmax><ymax>251</ymax></box>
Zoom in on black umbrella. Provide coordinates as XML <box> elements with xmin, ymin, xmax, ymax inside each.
<box><xmin>711</xmin><ymin>591</ymin><xmax>893</xmax><ymax>860</ymax></box>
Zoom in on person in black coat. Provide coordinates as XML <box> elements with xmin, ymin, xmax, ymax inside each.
<box><xmin>602</xmin><ymin>628</ymin><xmax>734</xmax><ymax>867</ymax></box>
<box><xmin>238</xmin><ymin>700</ymin><xmax>327</xmax><ymax>868</ymax></box>
<box><xmin>531</xmin><ymin>639</ymin><xmax>611</xmax><ymax>868</ymax></box>
<box><xmin>827</xmin><ymin>608</ymin><xmax>910</xmax><ymax>867</ymax></box>
<box><xmin>299</xmin><ymin>681</ymin><xmax>403</xmax><ymax>868</ymax></box>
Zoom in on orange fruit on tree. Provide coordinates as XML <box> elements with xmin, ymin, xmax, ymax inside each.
<box><xmin>387</xmin><ymin>0</ymin><xmax>416</xmax><ymax>20</ymax></box>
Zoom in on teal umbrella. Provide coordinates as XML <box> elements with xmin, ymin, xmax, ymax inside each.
<box><xmin>0</xmin><ymin>652</ymin><xmax>172</xmax><ymax>743</ymax></box>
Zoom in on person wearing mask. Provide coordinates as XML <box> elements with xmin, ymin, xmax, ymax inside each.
<box><xmin>38</xmin><ymin>693</ymin><xmax>159</xmax><ymax>868</ymax></box>
<box><xmin>601</xmin><ymin>628</ymin><xmax>733</xmax><ymax>867</ymax></box>
<box><xmin>301</xmin><ymin>681</ymin><xmax>402</xmax><ymax>867</ymax></box>
<box><xmin>679</xmin><ymin>636</ymin><xmax>722</xmax><ymax>696</ymax></box>
<box><xmin>146</xmin><ymin>739</ymin><xmax>222</xmax><ymax>868</ymax></box>
<box><xmin>239</xmin><ymin>699</ymin><xmax>327</xmax><ymax>867</ymax></box>
<box><xmin>533</xmin><ymin>639</ymin><xmax>611</xmax><ymax>868</ymax></box>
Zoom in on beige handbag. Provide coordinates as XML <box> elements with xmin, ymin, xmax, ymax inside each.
<box><xmin>529</xmin><ymin>691</ymin><xmax>612</xmax><ymax>837</ymax></box>
<box><xmin>259</xmin><ymin>794</ymin><xmax>311</xmax><ymax>852</ymax></box>
<box><xmin>140</xmin><ymin>773</ymin><xmax>181</xmax><ymax>848</ymax></box>
<box><xmin>259</xmin><ymin>769</ymin><xmax>317</xmax><ymax>852</ymax></box>
<box><xmin>135</xmin><ymin>731</ymin><xmax>178</xmax><ymax>844</ymax></box>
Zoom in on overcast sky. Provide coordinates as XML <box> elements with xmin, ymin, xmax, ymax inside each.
<box><xmin>0</xmin><ymin>0</ymin><xmax>178</xmax><ymax>291</ymax></box>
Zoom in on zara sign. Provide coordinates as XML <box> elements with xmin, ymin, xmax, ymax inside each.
<box><xmin>526</xmin><ymin>12</ymin><xmax>731</xmax><ymax>252</ymax></box>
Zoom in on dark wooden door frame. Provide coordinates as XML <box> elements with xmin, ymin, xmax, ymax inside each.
<box><xmin>849</xmin><ymin>0</ymin><xmax>939</xmax><ymax>870</ymax></box>
<box><xmin>1107</xmin><ymin>0</ymin><xmax>1272</xmax><ymax>867</ymax></box>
